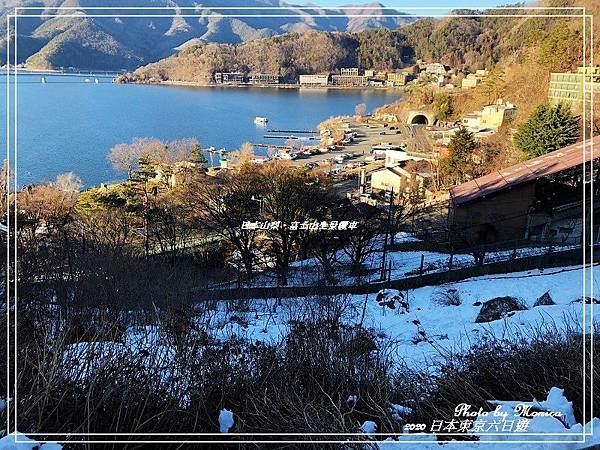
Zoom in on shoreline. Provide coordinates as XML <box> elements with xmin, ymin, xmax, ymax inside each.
<box><xmin>115</xmin><ymin>79</ymin><xmax>404</xmax><ymax>91</ymax></box>
<box><xmin>10</xmin><ymin>70</ymin><xmax>406</xmax><ymax>189</ymax></box>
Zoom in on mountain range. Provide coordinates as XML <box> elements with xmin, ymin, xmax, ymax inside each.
<box><xmin>0</xmin><ymin>0</ymin><xmax>414</xmax><ymax>70</ymax></box>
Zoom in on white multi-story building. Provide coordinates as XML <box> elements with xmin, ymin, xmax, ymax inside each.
<box><xmin>299</xmin><ymin>74</ymin><xmax>330</xmax><ymax>87</ymax></box>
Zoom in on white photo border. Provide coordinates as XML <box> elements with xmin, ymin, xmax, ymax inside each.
<box><xmin>4</xmin><ymin>4</ymin><xmax>595</xmax><ymax>445</ymax></box>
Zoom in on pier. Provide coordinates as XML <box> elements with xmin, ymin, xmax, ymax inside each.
<box><xmin>265</xmin><ymin>129</ymin><xmax>318</xmax><ymax>134</ymax></box>
<box><xmin>264</xmin><ymin>135</ymin><xmax>318</xmax><ymax>140</ymax></box>
<box><xmin>251</xmin><ymin>143</ymin><xmax>297</xmax><ymax>150</ymax></box>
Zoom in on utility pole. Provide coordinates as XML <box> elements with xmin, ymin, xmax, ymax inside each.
<box><xmin>380</xmin><ymin>187</ymin><xmax>394</xmax><ymax>281</ymax></box>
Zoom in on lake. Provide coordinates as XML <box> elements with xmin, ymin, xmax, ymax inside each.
<box><xmin>1</xmin><ymin>73</ymin><xmax>401</xmax><ymax>187</ymax></box>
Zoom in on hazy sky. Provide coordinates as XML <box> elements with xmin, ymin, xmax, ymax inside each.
<box><xmin>305</xmin><ymin>0</ymin><xmax>506</xmax><ymax>16</ymax></box>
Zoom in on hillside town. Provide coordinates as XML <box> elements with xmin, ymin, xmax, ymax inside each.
<box><xmin>2</xmin><ymin>3</ymin><xmax>600</xmax><ymax>448</ymax></box>
<box><xmin>200</xmin><ymin>61</ymin><xmax>598</xmax><ymax>259</ymax></box>
<box><xmin>213</xmin><ymin>60</ymin><xmax>488</xmax><ymax>89</ymax></box>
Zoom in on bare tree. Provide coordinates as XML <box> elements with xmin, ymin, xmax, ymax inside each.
<box><xmin>17</xmin><ymin>182</ymin><xmax>79</xmax><ymax>283</ymax></box>
<box><xmin>108</xmin><ymin>137</ymin><xmax>199</xmax><ymax>181</ymax></box>
<box><xmin>260</xmin><ymin>163</ymin><xmax>325</xmax><ymax>285</ymax></box>
<box><xmin>147</xmin><ymin>191</ymin><xmax>195</xmax><ymax>264</ymax></box>
<box><xmin>185</xmin><ymin>170</ymin><xmax>263</xmax><ymax>279</ymax></box>
<box><xmin>355</xmin><ymin>103</ymin><xmax>367</xmax><ymax>116</ymax></box>
<box><xmin>230</xmin><ymin>142</ymin><xmax>255</xmax><ymax>166</ymax></box>
<box><xmin>342</xmin><ymin>206</ymin><xmax>383</xmax><ymax>275</ymax></box>
<box><xmin>107</xmin><ymin>139</ymin><xmax>147</xmax><ymax>180</ymax></box>
<box><xmin>54</xmin><ymin>172</ymin><xmax>83</xmax><ymax>193</ymax></box>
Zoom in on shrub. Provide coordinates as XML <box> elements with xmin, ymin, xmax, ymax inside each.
<box><xmin>513</xmin><ymin>103</ymin><xmax>580</xmax><ymax>158</ymax></box>
<box><xmin>431</xmin><ymin>287</ymin><xmax>461</xmax><ymax>306</ymax></box>
<box><xmin>408</xmin><ymin>323</ymin><xmax>599</xmax><ymax>428</ymax></box>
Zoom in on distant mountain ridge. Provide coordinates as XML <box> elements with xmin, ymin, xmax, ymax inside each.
<box><xmin>0</xmin><ymin>0</ymin><xmax>414</xmax><ymax>70</ymax></box>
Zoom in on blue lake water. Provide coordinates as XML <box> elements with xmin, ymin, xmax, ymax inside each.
<box><xmin>1</xmin><ymin>73</ymin><xmax>400</xmax><ymax>187</ymax></box>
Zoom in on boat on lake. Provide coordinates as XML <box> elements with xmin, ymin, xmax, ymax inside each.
<box><xmin>254</xmin><ymin>116</ymin><xmax>268</xmax><ymax>125</ymax></box>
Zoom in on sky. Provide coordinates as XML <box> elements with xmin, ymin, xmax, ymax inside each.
<box><xmin>305</xmin><ymin>0</ymin><xmax>508</xmax><ymax>16</ymax></box>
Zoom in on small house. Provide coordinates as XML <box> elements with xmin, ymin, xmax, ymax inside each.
<box><xmin>448</xmin><ymin>135</ymin><xmax>600</xmax><ymax>248</ymax></box>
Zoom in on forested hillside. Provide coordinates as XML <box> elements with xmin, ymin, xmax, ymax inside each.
<box><xmin>122</xmin><ymin>2</ymin><xmax>596</xmax><ymax>88</ymax></box>
<box><xmin>119</xmin><ymin>29</ymin><xmax>413</xmax><ymax>83</ymax></box>
<box><xmin>0</xmin><ymin>0</ymin><xmax>413</xmax><ymax>70</ymax></box>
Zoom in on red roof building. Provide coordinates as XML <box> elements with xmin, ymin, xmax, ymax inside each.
<box><xmin>448</xmin><ymin>135</ymin><xmax>599</xmax><ymax>248</ymax></box>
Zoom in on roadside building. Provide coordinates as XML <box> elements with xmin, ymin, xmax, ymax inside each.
<box><xmin>384</xmin><ymin>149</ymin><xmax>411</xmax><ymax>167</ymax></box>
<box><xmin>0</xmin><ymin>223</ymin><xmax>6</xmax><ymax>247</ymax></box>
<box><xmin>250</xmin><ymin>73</ymin><xmax>280</xmax><ymax>85</ymax></box>
<box><xmin>461</xmin><ymin>113</ymin><xmax>481</xmax><ymax>129</ymax></box>
<box><xmin>370</xmin><ymin>163</ymin><xmax>435</xmax><ymax>201</ymax></box>
<box><xmin>461</xmin><ymin>73</ymin><xmax>481</xmax><ymax>88</ymax></box>
<box><xmin>424</xmin><ymin>63</ymin><xmax>448</xmax><ymax>76</ymax></box>
<box><xmin>364</xmin><ymin>69</ymin><xmax>375</xmax><ymax>78</ymax></box>
<box><xmin>379</xmin><ymin>113</ymin><xmax>400</xmax><ymax>122</ymax></box>
<box><xmin>340</xmin><ymin>67</ymin><xmax>360</xmax><ymax>76</ymax></box>
<box><xmin>214</xmin><ymin>72</ymin><xmax>246</xmax><ymax>84</ymax></box>
<box><xmin>299</xmin><ymin>74</ymin><xmax>330</xmax><ymax>87</ymax></box>
<box><xmin>331</xmin><ymin>73</ymin><xmax>368</xmax><ymax>86</ymax></box>
<box><xmin>152</xmin><ymin>161</ymin><xmax>200</xmax><ymax>188</ymax></box>
<box><xmin>548</xmin><ymin>65</ymin><xmax>600</xmax><ymax>109</ymax></box>
<box><xmin>448</xmin><ymin>135</ymin><xmax>600</xmax><ymax>248</ymax></box>
<box><xmin>479</xmin><ymin>99</ymin><xmax>516</xmax><ymax>128</ymax></box>
<box><xmin>386</xmin><ymin>71</ymin><xmax>410</xmax><ymax>86</ymax></box>
<box><xmin>461</xmin><ymin>99</ymin><xmax>517</xmax><ymax>131</ymax></box>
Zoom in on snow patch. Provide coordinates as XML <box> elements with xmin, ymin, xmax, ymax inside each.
<box><xmin>219</xmin><ymin>409</ymin><xmax>235</xmax><ymax>433</ymax></box>
<box><xmin>0</xmin><ymin>433</ymin><xmax>62</xmax><ymax>449</ymax></box>
<box><xmin>360</xmin><ymin>420</ymin><xmax>377</xmax><ymax>435</ymax></box>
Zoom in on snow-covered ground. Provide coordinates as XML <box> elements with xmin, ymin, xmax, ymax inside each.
<box><xmin>378</xmin><ymin>387</ymin><xmax>600</xmax><ymax>449</ymax></box>
<box><xmin>220</xmin><ymin>232</ymin><xmax>577</xmax><ymax>288</ymax></box>
<box><xmin>204</xmin><ymin>264</ymin><xmax>598</xmax><ymax>370</ymax></box>
<box><xmin>11</xmin><ymin>263</ymin><xmax>594</xmax><ymax>448</ymax></box>
<box><xmin>0</xmin><ymin>433</ymin><xmax>61</xmax><ymax>449</ymax></box>
<box><xmin>4</xmin><ymin>388</ymin><xmax>598</xmax><ymax>449</ymax></box>
<box><xmin>60</xmin><ymin>264</ymin><xmax>596</xmax><ymax>374</ymax></box>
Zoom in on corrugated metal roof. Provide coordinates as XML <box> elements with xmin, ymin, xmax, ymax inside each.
<box><xmin>450</xmin><ymin>135</ymin><xmax>600</xmax><ymax>206</ymax></box>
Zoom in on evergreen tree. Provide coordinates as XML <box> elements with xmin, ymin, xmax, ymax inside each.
<box><xmin>481</xmin><ymin>67</ymin><xmax>505</xmax><ymax>104</ymax></box>
<box><xmin>513</xmin><ymin>103</ymin><xmax>580</xmax><ymax>158</ymax></box>
<box><xmin>433</xmin><ymin>93</ymin><xmax>453</xmax><ymax>121</ymax></box>
<box><xmin>136</xmin><ymin>155</ymin><xmax>157</xmax><ymax>181</ymax></box>
<box><xmin>440</xmin><ymin>126</ymin><xmax>477</xmax><ymax>185</ymax></box>
<box><xmin>190</xmin><ymin>143</ymin><xmax>208</xmax><ymax>169</ymax></box>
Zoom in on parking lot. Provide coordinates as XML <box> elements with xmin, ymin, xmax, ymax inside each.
<box><xmin>289</xmin><ymin>118</ymin><xmax>415</xmax><ymax>174</ymax></box>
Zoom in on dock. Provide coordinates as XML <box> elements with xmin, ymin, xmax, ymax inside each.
<box><xmin>265</xmin><ymin>129</ymin><xmax>318</xmax><ymax>134</ymax></box>
<box><xmin>264</xmin><ymin>135</ymin><xmax>318</xmax><ymax>140</ymax></box>
<box><xmin>252</xmin><ymin>143</ymin><xmax>298</xmax><ymax>150</ymax></box>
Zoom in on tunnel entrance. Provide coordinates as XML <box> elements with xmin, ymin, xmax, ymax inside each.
<box><xmin>410</xmin><ymin>114</ymin><xmax>429</xmax><ymax>125</ymax></box>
